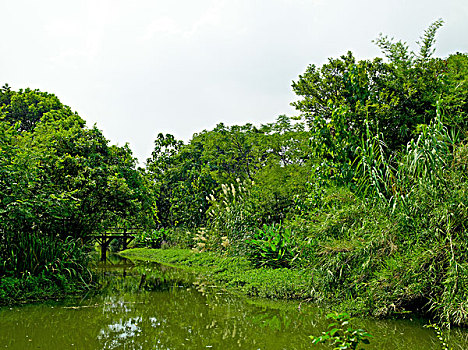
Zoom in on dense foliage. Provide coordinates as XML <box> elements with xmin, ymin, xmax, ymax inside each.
<box><xmin>144</xmin><ymin>116</ymin><xmax>312</xmax><ymax>230</ymax></box>
<box><xmin>140</xmin><ymin>21</ymin><xmax>468</xmax><ymax>326</ymax></box>
<box><xmin>0</xmin><ymin>86</ymin><xmax>152</xmax><ymax>303</ymax></box>
<box><xmin>310</xmin><ymin>312</ymin><xmax>372</xmax><ymax>349</ymax></box>
<box><xmin>2</xmin><ymin>20</ymin><xmax>468</xmax><ymax>328</ymax></box>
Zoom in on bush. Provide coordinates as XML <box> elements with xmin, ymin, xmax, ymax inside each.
<box><xmin>310</xmin><ymin>312</ymin><xmax>372</xmax><ymax>349</ymax></box>
<box><xmin>133</xmin><ymin>228</ymin><xmax>167</xmax><ymax>248</ymax></box>
<box><xmin>247</xmin><ymin>224</ymin><xmax>297</xmax><ymax>268</ymax></box>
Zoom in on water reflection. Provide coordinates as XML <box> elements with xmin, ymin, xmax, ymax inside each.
<box><xmin>1</xmin><ymin>256</ymin><xmax>468</xmax><ymax>349</ymax></box>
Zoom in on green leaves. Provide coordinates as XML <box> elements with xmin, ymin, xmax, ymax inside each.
<box><xmin>0</xmin><ymin>85</ymin><xmax>78</xmax><ymax>132</ymax></box>
<box><xmin>310</xmin><ymin>312</ymin><xmax>372</xmax><ymax>350</ymax></box>
<box><xmin>0</xmin><ymin>86</ymin><xmax>150</xmax><ymax>281</ymax></box>
<box><xmin>247</xmin><ymin>224</ymin><xmax>296</xmax><ymax>268</ymax></box>
<box><xmin>145</xmin><ymin>116</ymin><xmax>312</xmax><ymax>230</ymax></box>
<box><xmin>417</xmin><ymin>19</ymin><xmax>444</xmax><ymax>62</ymax></box>
<box><xmin>425</xmin><ymin>323</ymin><xmax>452</xmax><ymax>350</ymax></box>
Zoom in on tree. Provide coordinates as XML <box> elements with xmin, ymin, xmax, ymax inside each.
<box><xmin>145</xmin><ymin>117</ymin><xmax>313</xmax><ymax>229</ymax></box>
<box><xmin>291</xmin><ymin>20</ymin><xmax>467</xmax><ymax>188</ymax></box>
<box><xmin>0</xmin><ymin>85</ymin><xmax>75</xmax><ymax>131</ymax></box>
<box><xmin>0</xmin><ymin>86</ymin><xmax>151</xmax><ymax>279</ymax></box>
<box><xmin>145</xmin><ymin>133</ymin><xmax>217</xmax><ymax>227</ymax></box>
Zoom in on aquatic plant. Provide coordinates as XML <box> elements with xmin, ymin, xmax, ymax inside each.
<box><xmin>310</xmin><ymin>312</ymin><xmax>372</xmax><ymax>349</ymax></box>
<box><xmin>425</xmin><ymin>323</ymin><xmax>452</xmax><ymax>350</ymax></box>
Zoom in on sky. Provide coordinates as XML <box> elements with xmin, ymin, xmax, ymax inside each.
<box><xmin>1</xmin><ymin>0</ymin><xmax>467</xmax><ymax>164</ymax></box>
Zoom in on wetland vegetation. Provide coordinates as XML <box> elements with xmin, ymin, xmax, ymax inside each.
<box><xmin>3</xmin><ymin>256</ymin><xmax>468</xmax><ymax>349</ymax></box>
<box><xmin>1</xmin><ymin>20</ymin><xmax>468</xmax><ymax>347</ymax></box>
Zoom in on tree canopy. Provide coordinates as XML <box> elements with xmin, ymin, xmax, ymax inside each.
<box><xmin>0</xmin><ymin>86</ymin><xmax>152</xmax><ymax>279</ymax></box>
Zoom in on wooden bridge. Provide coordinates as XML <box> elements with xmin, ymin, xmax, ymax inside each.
<box><xmin>88</xmin><ymin>228</ymin><xmax>140</xmax><ymax>261</ymax></box>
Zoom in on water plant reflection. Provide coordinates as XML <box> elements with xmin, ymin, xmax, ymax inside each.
<box><xmin>1</xmin><ymin>259</ymin><xmax>468</xmax><ymax>349</ymax></box>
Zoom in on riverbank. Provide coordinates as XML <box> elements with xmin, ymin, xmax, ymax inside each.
<box><xmin>120</xmin><ymin>247</ymin><xmax>459</xmax><ymax>326</ymax></box>
<box><xmin>0</xmin><ymin>275</ymin><xmax>92</xmax><ymax>306</ymax></box>
<box><xmin>120</xmin><ymin>248</ymin><xmax>316</xmax><ymax>300</ymax></box>
<box><xmin>4</xmin><ymin>254</ymin><xmax>460</xmax><ymax>350</ymax></box>
<box><xmin>0</xmin><ymin>250</ymin><xmax>98</xmax><ymax>306</ymax></box>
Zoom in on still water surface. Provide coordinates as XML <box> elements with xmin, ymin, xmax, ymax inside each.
<box><xmin>1</xmin><ymin>256</ymin><xmax>468</xmax><ymax>349</ymax></box>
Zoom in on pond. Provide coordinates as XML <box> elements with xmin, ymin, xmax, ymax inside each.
<box><xmin>1</xmin><ymin>255</ymin><xmax>468</xmax><ymax>349</ymax></box>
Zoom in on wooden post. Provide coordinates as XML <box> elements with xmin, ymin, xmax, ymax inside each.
<box><xmin>101</xmin><ymin>232</ymin><xmax>107</xmax><ymax>261</ymax></box>
<box><xmin>122</xmin><ymin>228</ymin><xmax>128</xmax><ymax>250</ymax></box>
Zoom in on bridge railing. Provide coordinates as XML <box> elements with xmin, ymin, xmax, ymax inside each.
<box><xmin>88</xmin><ymin>227</ymin><xmax>144</xmax><ymax>261</ymax></box>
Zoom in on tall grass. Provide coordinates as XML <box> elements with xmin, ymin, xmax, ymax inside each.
<box><xmin>130</xmin><ymin>102</ymin><xmax>468</xmax><ymax>326</ymax></box>
<box><xmin>355</xmin><ymin>103</ymin><xmax>460</xmax><ymax>212</ymax></box>
<box><xmin>0</xmin><ymin>230</ymin><xmax>93</xmax><ymax>299</ymax></box>
<box><xmin>309</xmin><ymin>105</ymin><xmax>468</xmax><ymax>325</ymax></box>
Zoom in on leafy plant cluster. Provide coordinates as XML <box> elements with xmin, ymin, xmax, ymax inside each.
<box><xmin>133</xmin><ymin>228</ymin><xmax>168</xmax><ymax>249</ymax></box>
<box><xmin>425</xmin><ymin>323</ymin><xmax>452</xmax><ymax>350</ymax></box>
<box><xmin>247</xmin><ymin>224</ymin><xmax>296</xmax><ymax>268</ymax></box>
<box><xmin>310</xmin><ymin>312</ymin><xmax>372</xmax><ymax>350</ymax></box>
<box><xmin>2</xmin><ymin>19</ymin><xmax>468</xmax><ymax>331</ymax></box>
<box><xmin>138</xmin><ymin>20</ymin><xmax>468</xmax><ymax>329</ymax></box>
<box><xmin>0</xmin><ymin>86</ymin><xmax>153</xmax><ymax>303</ymax></box>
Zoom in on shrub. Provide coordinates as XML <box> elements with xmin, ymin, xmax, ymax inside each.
<box><xmin>133</xmin><ymin>228</ymin><xmax>167</xmax><ymax>248</ymax></box>
<box><xmin>246</xmin><ymin>224</ymin><xmax>297</xmax><ymax>268</ymax></box>
<box><xmin>310</xmin><ymin>312</ymin><xmax>372</xmax><ymax>349</ymax></box>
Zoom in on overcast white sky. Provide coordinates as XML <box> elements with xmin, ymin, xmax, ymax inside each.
<box><xmin>1</xmin><ymin>0</ymin><xmax>467</xmax><ymax>164</ymax></box>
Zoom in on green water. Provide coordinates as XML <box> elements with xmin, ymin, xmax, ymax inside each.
<box><xmin>1</xmin><ymin>257</ymin><xmax>468</xmax><ymax>350</ymax></box>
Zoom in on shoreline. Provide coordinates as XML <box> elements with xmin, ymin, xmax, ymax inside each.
<box><xmin>119</xmin><ymin>248</ymin><xmax>317</xmax><ymax>301</ymax></box>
